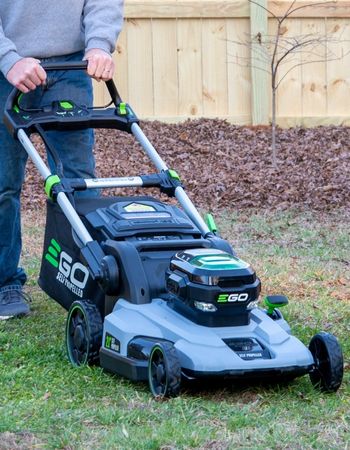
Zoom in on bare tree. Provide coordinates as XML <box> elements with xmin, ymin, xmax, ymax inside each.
<box><xmin>232</xmin><ymin>0</ymin><xmax>348</xmax><ymax>167</ymax></box>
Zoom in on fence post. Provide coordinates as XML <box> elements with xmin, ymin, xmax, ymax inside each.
<box><xmin>250</xmin><ymin>0</ymin><xmax>269</xmax><ymax>125</ymax></box>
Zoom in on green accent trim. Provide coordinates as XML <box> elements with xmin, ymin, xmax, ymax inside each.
<box><xmin>59</xmin><ymin>101</ymin><xmax>74</xmax><ymax>110</ymax></box>
<box><xmin>105</xmin><ymin>335</ymin><xmax>112</xmax><ymax>349</ymax></box>
<box><xmin>217</xmin><ymin>294</ymin><xmax>229</xmax><ymax>303</ymax></box>
<box><xmin>118</xmin><ymin>102</ymin><xmax>127</xmax><ymax>115</ymax></box>
<box><xmin>48</xmin><ymin>246</ymin><xmax>58</xmax><ymax>258</ymax></box>
<box><xmin>168</xmin><ymin>169</ymin><xmax>180</xmax><ymax>181</ymax></box>
<box><xmin>51</xmin><ymin>239</ymin><xmax>61</xmax><ymax>253</ymax></box>
<box><xmin>45</xmin><ymin>253</ymin><xmax>59</xmax><ymax>268</ymax></box>
<box><xmin>205</xmin><ymin>213</ymin><xmax>218</xmax><ymax>233</ymax></box>
<box><xmin>44</xmin><ymin>175</ymin><xmax>61</xmax><ymax>199</ymax></box>
<box><xmin>264</xmin><ymin>297</ymin><xmax>287</xmax><ymax>315</ymax></box>
<box><xmin>190</xmin><ymin>254</ymin><xmax>249</xmax><ymax>271</ymax></box>
<box><xmin>14</xmin><ymin>93</ymin><xmax>24</xmax><ymax>113</ymax></box>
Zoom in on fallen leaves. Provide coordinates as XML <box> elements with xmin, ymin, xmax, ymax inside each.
<box><xmin>23</xmin><ymin>121</ymin><xmax>350</xmax><ymax>214</ymax></box>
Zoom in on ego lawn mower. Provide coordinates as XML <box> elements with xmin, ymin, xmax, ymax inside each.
<box><xmin>4</xmin><ymin>62</ymin><xmax>343</xmax><ymax>397</ymax></box>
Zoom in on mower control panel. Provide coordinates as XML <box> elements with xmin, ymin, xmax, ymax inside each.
<box><xmin>3</xmin><ymin>61</ymin><xmax>139</xmax><ymax>138</ymax></box>
<box><xmin>85</xmin><ymin>198</ymin><xmax>203</xmax><ymax>240</ymax></box>
<box><xmin>4</xmin><ymin>99</ymin><xmax>138</xmax><ymax>138</ymax></box>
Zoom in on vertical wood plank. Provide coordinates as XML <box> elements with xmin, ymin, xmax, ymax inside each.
<box><xmin>152</xmin><ymin>19</ymin><xmax>178</xmax><ymax>117</ymax></box>
<box><xmin>226</xmin><ymin>18</ymin><xmax>251</xmax><ymax>121</ymax></box>
<box><xmin>301</xmin><ymin>18</ymin><xmax>327</xmax><ymax>117</ymax></box>
<box><xmin>202</xmin><ymin>19</ymin><xmax>228</xmax><ymax>116</ymax></box>
<box><xmin>177</xmin><ymin>19</ymin><xmax>203</xmax><ymax>116</ymax></box>
<box><xmin>276</xmin><ymin>18</ymin><xmax>303</xmax><ymax>120</ymax></box>
<box><xmin>326</xmin><ymin>18</ymin><xmax>350</xmax><ymax>115</ymax></box>
<box><xmin>126</xmin><ymin>18</ymin><xmax>154</xmax><ymax>116</ymax></box>
<box><xmin>250</xmin><ymin>0</ymin><xmax>269</xmax><ymax>124</ymax></box>
<box><xmin>114</xmin><ymin>27</ymin><xmax>129</xmax><ymax>102</ymax></box>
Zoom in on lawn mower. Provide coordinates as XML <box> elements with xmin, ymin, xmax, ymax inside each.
<box><xmin>4</xmin><ymin>62</ymin><xmax>343</xmax><ymax>397</ymax></box>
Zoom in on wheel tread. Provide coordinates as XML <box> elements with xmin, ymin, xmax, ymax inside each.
<box><xmin>66</xmin><ymin>300</ymin><xmax>103</xmax><ymax>366</ymax></box>
<box><xmin>309</xmin><ymin>332</ymin><xmax>343</xmax><ymax>393</ymax></box>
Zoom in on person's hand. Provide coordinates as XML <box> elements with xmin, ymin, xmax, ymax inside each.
<box><xmin>6</xmin><ymin>58</ymin><xmax>47</xmax><ymax>93</ymax></box>
<box><xmin>84</xmin><ymin>49</ymin><xmax>114</xmax><ymax>81</ymax></box>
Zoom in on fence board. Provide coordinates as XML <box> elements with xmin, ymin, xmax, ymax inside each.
<box><xmin>326</xmin><ymin>18</ymin><xmax>350</xmax><ymax>116</ymax></box>
<box><xmin>177</xmin><ymin>19</ymin><xmax>203</xmax><ymax>116</ymax></box>
<box><xmin>114</xmin><ymin>28</ymin><xmax>129</xmax><ymax>102</ymax></box>
<box><xmin>275</xmin><ymin>18</ymin><xmax>303</xmax><ymax>118</ymax></box>
<box><xmin>152</xmin><ymin>19</ymin><xmax>179</xmax><ymax>117</ymax></box>
<box><xmin>226</xmin><ymin>18</ymin><xmax>252</xmax><ymax>119</ymax></box>
<box><xmin>99</xmin><ymin>1</ymin><xmax>350</xmax><ymax>125</ymax></box>
<box><xmin>126</xmin><ymin>19</ymin><xmax>154</xmax><ymax>115</ymax></box>
<box><xmin>124</xmin><ymin>0</ymin><xmax>350</xmax><ymax>19</ymax></box>
<box><xmin>125</xmin><ymin>0</ymin><xmax>250</xmax><ymax>18</ymax></box>
<box><xmin>250</xmin><ymin>0</ymin><xmax>269</xmax><ymax>125</ymax></box>
<box><xmin>301</xmin><ymin>18</ymin><xmax>327</xmax><ymax>117</ymax></box>
<box><xmin>202</xmin><ymin>19</ymin><xmax>228</xmax><ymax>116</ymax></box>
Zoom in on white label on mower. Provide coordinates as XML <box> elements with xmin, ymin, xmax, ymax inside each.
<box><xmin>228</xmin><ymin>293</ymin><xmax>249</xmax><ymax>302</ymax></box>
<box><xmin>56</xmin><ymin>251</ymin><xmax>89</xmax><ymax>298</ymax></box>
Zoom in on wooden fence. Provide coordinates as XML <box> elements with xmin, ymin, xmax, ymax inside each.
<box><xmin>94</xmin><ymin>0</ymin><xmax>350</xmax><ymax>126</ymax></box>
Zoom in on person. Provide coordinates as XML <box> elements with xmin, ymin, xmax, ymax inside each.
<box><xmin>0</xmin><ymin>0</ymin><xmax>124</xmax><ymax>319</ymax></box>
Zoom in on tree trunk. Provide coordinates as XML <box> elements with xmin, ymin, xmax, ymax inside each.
<box><xmin>271</xmin><ymin>87</ymin><xmax>277</xmax><ymax>168</ymax></box>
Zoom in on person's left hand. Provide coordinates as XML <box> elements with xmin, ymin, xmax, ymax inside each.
<box><xmin>84</xmin><ymin>49</ymin><xmax>115</xmax><ymax>81</ymax></box>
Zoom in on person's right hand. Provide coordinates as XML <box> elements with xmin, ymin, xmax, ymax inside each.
<box><xmin>6</xmin><ymin>58</ymin><xmax>47</xmax><ymax>93</ymax></box>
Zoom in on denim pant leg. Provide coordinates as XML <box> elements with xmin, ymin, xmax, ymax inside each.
<box><xmin>0</xmin><ymin>76</ymin><xmax>28</xmax><ymax>289</ymax></box>
<box><xmin>0</xmin><ymin>52</ymin><xmax>96</xmax><ymax>290</ymax></box>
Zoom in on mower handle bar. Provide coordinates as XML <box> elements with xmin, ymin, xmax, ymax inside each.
<box><xmin>7</xmin><ymin>60</ymin><xmax>122</xmax><ymax>112</ymax></box>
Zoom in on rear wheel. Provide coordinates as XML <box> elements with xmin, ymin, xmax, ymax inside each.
<box><xmin>148</xmin><ymin>342</ymin><xmax>181</xmax><ymax>398</ymax></box>
<box><xmin>66</xmin><ymin>300</ymin><xmax>103</xmax><ymax>367</ymax></box>
<box><xmin>309</xmin><ymin>332</ymin><xmax>343</xmax><ymax>392</ymax></box>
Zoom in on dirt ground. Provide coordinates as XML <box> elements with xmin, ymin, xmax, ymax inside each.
<box><xmin>22</xmin><ymin>120</ymin><xmax>350</xmax><ymax>212</ymax></box>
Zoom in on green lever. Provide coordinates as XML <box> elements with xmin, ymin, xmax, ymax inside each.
<box><xmin>264</xmin><ymin>295</ymin><xmax>289</xmax><ymax>315</ymax></box>
<box><xmin>205</xmin><ymin>213</ymin><xmax>218</xmax><ymax>234</ymax></box>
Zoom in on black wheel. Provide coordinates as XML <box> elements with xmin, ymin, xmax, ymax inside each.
<box><xmin>148</xmin><ymin>342</ymin><xmax>181</xmax><ymax>398</ymax></box>
<box><xmin>309</xmin><ymin>332</ymin><xmax>343</xmax><ymax>393</ymax></box>
<box><xmin>66</xmin><ymin>300</ymin><xmax>103</xmax><ymax>367</ymax></box>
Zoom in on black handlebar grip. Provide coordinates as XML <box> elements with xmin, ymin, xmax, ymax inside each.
<box><xmin>6</xmin><ymin>60</ymin><xmax>123</xmax><ymax>112</ymax></box>
<box><xmin>41</xmin><ymin>61</ymin><xmax>88</xmax><ymax>71</ymax></box>
<box><xmin>106</xmin><ymin>80</ymin><xmax>122</xmax><ymax>106</ymax></box>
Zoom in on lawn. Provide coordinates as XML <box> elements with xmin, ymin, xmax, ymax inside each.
<box><xmin>0</xmin><ymin>209</ymin><xmax>349</xmax><ymax>450</ymax></box>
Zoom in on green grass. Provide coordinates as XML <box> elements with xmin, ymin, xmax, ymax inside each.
<box><xmin>0</xmin><ymin>210</ymin><xmax>349</xmax><ymax>449</ymax></box>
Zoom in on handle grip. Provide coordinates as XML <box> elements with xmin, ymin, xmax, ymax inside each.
<box><xmin>6</xmin><ymin>61</ymin><xmax>122</xmax><ymax>112</ymax></box>
<box><xmin>41</xmin><ymin>61</ymin><xmax>88</xmax><ymax>71</ymax></box>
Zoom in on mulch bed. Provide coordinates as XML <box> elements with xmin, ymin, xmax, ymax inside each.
<box><xmin>23</xmin><ymin>119</ymin><xmax>350</xmax><ymax>212</ymax></box>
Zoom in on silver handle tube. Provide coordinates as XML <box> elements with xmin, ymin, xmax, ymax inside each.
<box><xmin>56</xmin><ymin>192</ymin><xmax>94</xmax><ymax>245</ymax></box>
<box><xmin>18</xmin><ymin>129</ymin><xmax>51</xmax><ymax>179</ymax></box>
<box><xmin>131</xmin><ymin>123</ymin><xmax>167</xmax><ymax>171</ymax></box>
<box><xmin>131</xmin><ymin>123</ymin><xmax>211</xmax><ymax>236</ymax></box>
<box><xmin>175</xmin><ymin>187</ymin><xmax>210</xmax><ymax>235</ymax></box>
<box><xmin>85</xmin><ymin>176</ymin><xmax>143</xmax><ymax>189</ymax></box>
<box><xmin>17</xmin><ymin>129</ymin><xmax>94</xmax><ymax>246</ymax></box>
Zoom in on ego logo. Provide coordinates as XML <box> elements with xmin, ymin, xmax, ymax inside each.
<box><xmin>217</xmin><ymin>293</ymin><xmax>249</xmax><ymax>303</ymax></box>
<box><xmin>45</xmin><ymin>239</ymin><xmax>89</xmax><ymax>297</ymax></box>
<box><xmin>59</xmin><ymin>252</ymin><xmax>89</xmax><ymax>289</ymax></box>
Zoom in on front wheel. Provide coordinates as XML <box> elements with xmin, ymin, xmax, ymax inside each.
<box><xmin>309</xmin><ymin>332</ymin><xmax>343</xmax><ymax>393</ymax></box>
<box><xmin>66</xmin><ymin>300</ymin><xmax>103</xmax><ymax>367</ymax></box>
<box><xmin>148</xmin><ymin>342</ymin><xmax>181</xmax><ymax>398</ymax></box>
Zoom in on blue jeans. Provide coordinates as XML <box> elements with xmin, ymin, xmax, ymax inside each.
<box><xmin>0</xmin><ymin>52</ymin><xmax>95</xmax><ymax>291</ymax></box>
